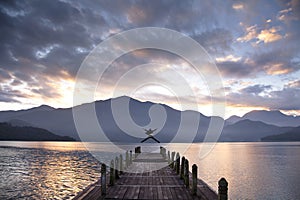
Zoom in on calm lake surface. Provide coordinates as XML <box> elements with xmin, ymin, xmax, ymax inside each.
<box><xmin>0</xmin><ymin>141</ymin><xmax>299</xmax><ymax>199</ymax></box>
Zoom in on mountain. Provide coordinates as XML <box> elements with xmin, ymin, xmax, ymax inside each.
<box><xmin>0</xmin><ymin>122</ymin><xmax>75</xmax><ymax>141</ymax></box>
<box><xmin>0</xmin><ymin>96</ymin><xmax>222</xmax><ymax>142</ymax></box>
<box><xmin>261</xmin><ymin>126</ymin><xmax>300</xmax><ymax>141</ymax></box>
<box><xmin>6</xmin><ymin>119</ymin><xmax>33</xmax><ymax>127</ymax></box>
<box><xmin>0</xmin><ymin>105</ymin><xmax>55</xmax><ymax>122</ymax></box>
<box><xmin>225</xmin><ymin>115</ymin><xmax>241</xmax><ymax>125</ymax></box>
<box><xmin>221</xmin><ymin>119</ymin><xmax>293</xmax><ymax>142</ymax></box>
<box><xmin>226</xmin><ymin>110</ymin><xmax>300</xmax><ymax>127</ymax></box>
<box><xmin>0</xmin><ymin>96</ymin><xmax>298</xmax><ymax>142</ymax></box>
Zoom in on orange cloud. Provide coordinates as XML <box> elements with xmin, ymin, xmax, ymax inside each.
<box><xmin>237</xmin><ymin>24</ymin><xmax>283</xmax><ymax>44</ymax></box>
<box><xmin>286</xmin><ymin>80</ymin><xmax>300</xmax><ymax>88</ymax></box>
<box><xmin>264</xmin><ymin>62</ymin><xmax>292</xmax><ymax>75</ymax></box>
<box><xmin>216</xmin><ymin>55</ymin><xmax>242</xmax><ymax>62</ymax></box>
<box><xmin>277</xmin><ymin>7</ymin><xmax>297</xmax><ymax>22</ymax></box>
<box><xmin>257</xmin><ymin>27</ymin><xmax>282</xmax><ymax>43</ymax></box>
<box><xmin>237</xmin><ymin>25</ymin><xmax>257</xmax><ymax>42</ymax></box>
<box><xmin>232</xmin><ymin>3</ymin><xmax>244</xmax><ymax>10</ymax></box>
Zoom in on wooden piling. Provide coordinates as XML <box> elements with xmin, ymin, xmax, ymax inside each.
<box><xmin>134</xmin><ymin>146</ymin><xmax>141</xmax><ymax>158</ymax></box>
<box><xmin>101</xmin><ymin>163</ymin><xmax>106</xmax><ymax>196</ymax></box>
<box><xmin>161</xmin><ymin>147</ymin><xmax>166</xmax><ymax>159</ymax></box>
<box><xmin>184</xmin><ymin>159</ymin><xmax>189</xmax><ymax>188</ymax></box>
<box><xmin>192</xmin><ymin>164</ymin><xmax>198</xmax><ymax>195</ymax></box>
<box><xmin>137</xmin><ymin>146</ymin><xmax>141</xmax><ymax>153</ymax></box>
<box><xmin>180</xmin><ymin>156</ymin><xmax>185</xmax><ymax>179</ymax></box>
<box><xmin>129</xmin><ymin>150</ymin><xmax>132</xmax><ymax>164</ymax></box>
<box><xmin>109</xmin><ymin>160</ymin><xmax>115</xmax><ymax>186</ymax></box>
<box><xmin>176</xmin><ymin>153</ymin><xmax>180</xmax><ymax>174</ymax></box>
<box><xmin>168</xmin><ymin>151</ymin><xmax>171</xmax><ymax>164</ymax></box>
<box><xmin>218</xmin><ymin>178</ymin><xmax>228</xmax><ymax>200</ymax></box>
<box><xmin>125</xmin><ymin>151</ymin><xmax>129</xmax><ymax>168</ymax></box>
<box><xmin>120</xmin><ymin>154</ymin><xmax>123</xmax><ymax>174</ymax></box>
<box><xmin>171</xmin><ymin>151</ymin><xmax>175</xmax><ymax>169</ymax></box>
<box><xmin>115</xmin><ymin>157</ymin><xmax>119</xmax><ymax>179</ymax></box>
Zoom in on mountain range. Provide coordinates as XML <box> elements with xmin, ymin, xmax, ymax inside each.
<box><xmin>0</xmin><ymin>96</ymin><xmax>299</xmax><ymax>142</ymax></box>
<box><xmin>226</xmin><ymin>110</ymin><xmax>300</xmax><ymax>127</ymax></box>
<box><xmin>261</xmin><ymin>126</ymin><xmax>300</xmax><ymax>142</ymax></box>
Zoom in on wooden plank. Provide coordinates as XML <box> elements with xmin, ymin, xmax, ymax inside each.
<box><xmin>123</xmin><ymin>186</ymin><xmax>140</xmax><ymax>199</ymax></box>
<box><xmin>138</xmin><ymin>186</ymin><xmax>147</xmax><ymax>199</ymax></box>
<box><xmin>157</xmin><ymin>186</ymin><xmax>164</xmax><ymax>199</ymax></box>
<box><xmin>152</xmin><ymin>186</ymin><xmax>158</xmax><ymax>199</ymax></box>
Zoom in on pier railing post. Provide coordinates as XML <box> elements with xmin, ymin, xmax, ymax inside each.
<box><xmin>218</xmin><ymin>178</ymin><xmax>228</xmax><ymax>200</ymax></box>
<box><xmin>176</xmin><ymin>153</ymin><xmax>180</xmax><ymax>174</ymax></box>
<box><xmin>101</xmin><ymin>163</ymin><xmax>106</xmax><ymax>196</ymax></box>
<box><xmin>171</xmin><ymin>151</ymin><xmax>175</xmax><ymax>169</ymax></box>
<box><xmin>180</xmin><ymin>156</ymin><xmax>185</xmax><ymax>179</ymax></box>
<box><xmin>167</xmin><ymin>151</ymin><xmax>171</xmax><ymax>165</ymax></box>
<box><xmin>120</xmin><ymin>154</ymin><xmax>123</xmax><ymax>174</ymax></box>
<box><xmin>130</xmin><ymin>150</ymin><xmax>133</xmax><ymax>164</ymax></box>
<box><xmin>192</xmin><ymin>164</ymin><xmax>197</xmax><ymax>195</ymax></box>
<box><xmin>109</xmin><ymin>160</ymin><xmax>115</xmax><ymax>186</ymax></box>
<box><xmin>184</xmin><ymin>159</ymin><xmax>189</xmax><ymax>188</ymax></box>
<box><xmin>161</xmin><ymin>147</ymin><xmax>166</xmax><ymax>159</ymax></box>
<box><xmin>115</xmin><ymin>157</ymin><xmax>119</xmax><ymax>179</ymax></box>
<box><xmin>125</xmin><ymin>151</ymin><xmax>129</xmax><ymax>168</ymax></box>
<box><xmin>134</xmin><ymin>146</ymin><xmax>141</xmax><ymax>158</ymax></box>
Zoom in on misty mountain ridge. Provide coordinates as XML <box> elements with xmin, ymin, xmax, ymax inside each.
<box><xmin>221</xmin><ymin>119</ymin><xmax>293</xmax><ymax>142</ymax></box>
<box><xmin>0</xmin><ymin>96</ymin><xmax>299</xmax><ymax>142</ymax></box>
<box><xmin>226</xmin><ymin>110</ymin><xmax>300</xmax><ymax>127</ymax></box>
<box><xmin>261</xmin><ymin>126</ymin><xmax>300</xmax><ymax>141</ymax></box>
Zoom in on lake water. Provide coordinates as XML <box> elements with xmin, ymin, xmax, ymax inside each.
<box><xmin>0</xmin><ymin>141</ymin><xmax>299</xmax><ymax>199</ymax></box>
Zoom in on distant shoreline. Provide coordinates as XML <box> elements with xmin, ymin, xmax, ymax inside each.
<box><xmin>1</xmin><ymin>140</ymin><xmax>299</xmax><ymax>143</ymax></box>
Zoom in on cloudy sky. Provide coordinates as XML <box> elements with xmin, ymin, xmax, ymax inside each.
<box><xmin>0</xmin><ymin>0</ymin><xmax>299</xmax><ymax>118</ymax></box>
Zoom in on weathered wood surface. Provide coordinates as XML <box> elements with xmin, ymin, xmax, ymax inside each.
<box><xmin>73</xmin><ymin>179</ymin><xmax>102</xmax><ymax>200</ymax></box>
<box><xmin>73</xmin><ymin>152</ymin><xmax>217</xmax><ymax>200</ymax></box>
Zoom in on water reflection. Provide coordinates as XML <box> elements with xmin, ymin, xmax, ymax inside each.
<box><xmin>178</xmin><ymin>142</ymin><xmax>300</xmax><ymax>199</ymax></box>
<box><xmin>0</xmin><ymin>146</ymin><xmax>102</xmax><ymax>199</ymax></box>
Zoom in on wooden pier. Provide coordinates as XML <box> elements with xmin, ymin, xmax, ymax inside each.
<box><xmin>73</xmin><ymin>147</ymin><xmax>228</xmax><ymax>200</ymax></box>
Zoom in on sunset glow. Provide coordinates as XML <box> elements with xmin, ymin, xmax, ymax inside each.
<box><xmin>0</xmin><ymin>0</ymin><xmax>299</xmax><ymax>118</ymax></box>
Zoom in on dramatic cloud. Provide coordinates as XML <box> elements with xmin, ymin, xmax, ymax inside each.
<box><xmin>253</xmin><ymin>49</ymin><xmax>300</xmax><ymax>75</ymax></box>
<box><xmin>192</xmin><ymin>28</ymin><xmax>233</xmax><ymax>55</ymax></box>
<box><xmin>0</xmin><ymin>0</ymin><xmax>299</xmax><ymax>117</ymax></box>
<box><xmin>226</xmin><ymin>81</ymin><xmax>300</xmax><ymax>111</ymax></box>
<box><xmin>237</xmin><ymin>24</ymin><xmax>258</xmax><ymax>42</ymax></box>
<box><xmin>256</xmin><ymin>27</ymin><xmax>283</xmax><ymax>43</ymax></box>
<box><xmin>216</xmin><ymin>59</ymin><xmax>257</xmax><ymax>78</ymax></box>
<box><xmin>237</xmin><ymin>24</ymin><xmax>283</xmax><ymax>44</ymax></box>
<box><xmin>240</xmin><ymin>84</ymin><xmax>272</xmax><ymax>95</ymax></box>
